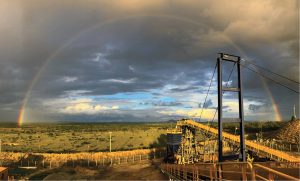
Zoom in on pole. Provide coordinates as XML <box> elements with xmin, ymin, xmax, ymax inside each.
<box><xmin>237</xmin><ymin>57</ymin><xmax>246</xmax><ymax>161</ymax></box>
<box><xmin>109</xmin><ymin>132</ymin><xmax>112</xmax><ymax>152</ymax></box>
<box><xmin>217</xmin><ymin>56</ymin><xmax>223</xmax><ymax>162</ymax></box>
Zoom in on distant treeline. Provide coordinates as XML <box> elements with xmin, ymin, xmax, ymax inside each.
<box><xmin>206</xmin><ymin>121</ymin><xmax>286</xmax><ymax>134</ymax></box>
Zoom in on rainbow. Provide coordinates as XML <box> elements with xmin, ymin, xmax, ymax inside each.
<box><xmin>17</xmin><ymin>103</ymin><xmax>25</xmax><ymax>127</ymax></box>
<box><xmin>246</xmin><ymin>60</ymin><xmax>283</xmax><ymax>121</ymax></box>
<box><xmin>261</xmin><ymin>77</ymin><xmax>282</xmax><ymax>121</ymax></box>
<box><xmin>18</xmin><ymin>13</ymin><xmax>274</xmax><ymax>126</ymax></box>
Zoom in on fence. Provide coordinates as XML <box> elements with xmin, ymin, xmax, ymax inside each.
<box><xmin>2</xmin><ymin>150</ymin><xmax>166</xmax><ymax>168</ymax></box>
<box><xmin>258</xmin><ymin>141</ymin><xmax>300</xmax><ymax>153</ymax></box>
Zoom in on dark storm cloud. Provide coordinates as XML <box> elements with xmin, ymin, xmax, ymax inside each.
<box><xmin>170</xmin><ymin>86</ymin><xmax>199</xmax><ymax>92</ymax></box>
<box><xmin>248</xmin><ymin>104</ymin><xmax>262</xmax><ymax>112</ymax></box>
<box><xmin>203</xmin><ymin>99</ymin><xmax>213</xmax><ymax>108</ymax></box>
<box><xmin>222</xmin><ymin>105</ymin><xmax>231</xmax><ymax>111</ymax></box>
<box><xmin>0</xmin><ymin>0</ymin><xmax>298</xmax><ymax>122</ymax></box>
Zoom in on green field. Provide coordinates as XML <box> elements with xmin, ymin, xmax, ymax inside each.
<box><xmin>0</xmin><ymin>121</ymin><xmax>287</xmax><ymax>153</ymax></box>
<box><xmin>0</xmin><ymin>122</ymin><xmax>175</xmax><ymax>153</ymax></box>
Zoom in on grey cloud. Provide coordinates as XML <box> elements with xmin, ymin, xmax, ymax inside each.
<box><xmin>203</xmin><ymin>99</ymin><xmax>213</xmax><ymax>108</ymax></box>
<box><xmin>248</xmin><ymin>104</ymin><xmax>262</xmax><ymax>111</ymax></box>
<box><xmin>140</xmin><ymin>101</ymin><xmax>183</xmax><ymax>107</ymax></box>
<box><xmin>170</xmin><ymin>86</ymin><xmax>199</xmax><ymax>92</ymax></box>
<box><xmin>0</xmin><ymin>0</ymin><xmax>298</xmax><ymax>122</ymax></box>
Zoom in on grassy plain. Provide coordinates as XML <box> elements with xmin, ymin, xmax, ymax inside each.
<box><xmin>0</xmin><ymin>121</ymin><xmax>294</xmax><ymax>180</ymax></box>
<box><xmin>0</xmin><ymin>122</ymin><xmax>175</xmax><ymax>153</ymax></box>
<box><xmin>0</xmin><ymin>121</ymin><xmax>288</xmax><ymax>153</ymax></box>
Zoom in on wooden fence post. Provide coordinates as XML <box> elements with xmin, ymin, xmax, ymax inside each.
<box><xmin>214</xmin><ymin>164</ymin><xmax>218</xmax><ymax>179</ymax></box>
<box><xmin>184</xmin><ymin>166</ymin><xmax>187</xmax><ymax>180</ymax></box>
<box><xmin>218</xmin><ymin>165</ymin><xmax>223</xmax><ymax>180</ymax></box>
<box><xmin>209</xmin><ymin>165</ymin><xmax>213</xmax><ymax>180</ymax></box>
<box><xmin>251</xmin><ymin>166</ymin><xmax>256</xmax><ymax>181</ymax></box>
<box><xmin>242</xmin><ymin>163</ymin><xmax>247</xmax><ymax>180</ymax></box>
<box><xmin>269</xmin><ymin>172</ymin><xmax>274</xmax><ymax>181</ymax></box>
<box><xmin>195</xmin><ymin>166</ymin><xmax>199</xmax><ymax>180</ymax></box>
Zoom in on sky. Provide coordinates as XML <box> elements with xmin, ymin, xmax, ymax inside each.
<box><xmin>0</xmin><ymin>0</ymin><xmax>299</xmax><ymax>124</ymax></box>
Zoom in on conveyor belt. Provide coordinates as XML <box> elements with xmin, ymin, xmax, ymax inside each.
<box><xmin>177</xmin><ymin>119</ymin><xmax>300</xmax><ymax>162</ymax></box>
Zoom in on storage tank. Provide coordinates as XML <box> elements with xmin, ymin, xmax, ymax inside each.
<box><xmin>165</xmin><ymin>131</ymin><xmax>182</xmax><ymax>163</ymax></box>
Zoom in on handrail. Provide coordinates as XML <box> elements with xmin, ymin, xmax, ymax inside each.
<box><xmin>161</xmin><ymin>162</ymin><xmax>254</xmax><ymax>180</ymax></box>
<box><xmin>177</xmin><ymin>120</ymin><xmax>300</xmax><ymax>162</ymax></box>
<box><xmin>161</xmin><ymin>162</ymin><xmax>300</xmax><ymax>180</ymax></box>
<box><xmin>254</xmin><ymin>163</ymin><xmax>299</xmax><ymax>180</ymax></box>
<box><xmin>255</xmin><ymin>174</ymin><xmax>269</xmax><ymax>181</ymax></box>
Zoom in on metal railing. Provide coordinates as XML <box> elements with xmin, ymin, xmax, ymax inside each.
<box><xmin>161</xmin><ymin>162</ymin><xmax>300</xmax><ymax>180</ymax></box>
<box><xmin>177</xmin><ymin>120</ymin><xmax>300</xmax><ymax>162</ymax></box>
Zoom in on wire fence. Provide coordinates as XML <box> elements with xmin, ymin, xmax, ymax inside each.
<box><xmin>1</xmin><ymin>151</ymin><xmax>166</xmax><ymax>168</ymax></box>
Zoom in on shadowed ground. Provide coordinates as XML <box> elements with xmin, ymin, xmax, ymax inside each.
<box><xmin>29</xmin><ymin>159</ymin><xmax>168</xmax><ymax>180</ymax></box>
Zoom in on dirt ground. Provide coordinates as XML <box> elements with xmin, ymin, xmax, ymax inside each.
<box><xmin>30</xmin><ymin>159</ymin><xmax>168</xmax><ymax>180</ymax></box>
<box><xmin>97</xmin><ymin>160</ymin><xmax>168</xmax><ymax>180</ymax></box>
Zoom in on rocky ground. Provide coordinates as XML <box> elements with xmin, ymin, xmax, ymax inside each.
<box><xmin>276</xmin><ymin>119</ymin><xmax>300</xmax><ymax>144</ymax></box>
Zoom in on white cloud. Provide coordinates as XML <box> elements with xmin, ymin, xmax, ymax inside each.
<box><xmin>63</xmin><ymin>90</ymin><xmax>92</xmax><ymax>97</ymax></box>
<box><xmin>92</xmin><ymin>52</ymin><xmax>103</xmax><ymax>62</ymax></box>
<box><xmin>159</xmin><ymin>108</ymin><xmax>216</xmax><ymax>120</ymax></box>
<box><xmin>62</xmin><ymin>76</ymin><xmax>78</xmax><ymax>83</ymax></box>
<box><xmin>92</xmin><ymin>52</ymin><xmax>111</xmax><ymax>68</ymax></box>
<box><xmin>222</xmin><ymin>80</ymin><xmax>232</xmax><ymax>87</ymax></box>
<box><xmin>129</xmin><ymin>65</ymin><xmax>135</xmax><ymax>72</ymax></box>
<box><xmin>61</xmin><ymin>98</ymin><xmax>119</xmax><ymax>114</ymax></box>
<box><xmin>100</xmin><ymin>78</ymin><xmax>137</xmax><ymax>84</ymax></box>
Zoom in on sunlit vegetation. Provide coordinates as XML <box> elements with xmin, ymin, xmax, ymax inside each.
<box><xmin>0</xmin><ymin>121</ymin><xmax>287</xmax><ymax>154</ymax></box>
<box><xmin>0</xmin><ymin>122</ymin><xmax>175</xmax><ymax>153</ymax></box>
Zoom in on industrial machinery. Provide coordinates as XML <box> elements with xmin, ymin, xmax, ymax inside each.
<box><xmin>165</xmin><ymin>129</ymin><xmax>182</xmax><ymax>163</ymax></box>
<box><xmin>166</xmin><ymin>121</ymin><xmax>202</xmax><ymax>164</ymax></box>
<box><xmin>161</xmin><ymin>53</ymin><xmax>300</xmax><ymax>179</ymax></box>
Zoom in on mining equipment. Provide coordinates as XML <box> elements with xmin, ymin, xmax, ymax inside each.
<box><xmin>161</xmin><ymin>53</ymin><xmax>300</xmax><ymax>180</ymax></box>
<box><xmin>0</xmin><ymin>167</ymin><xmax>8</xmax><ymax>180</ymax></box>
<box><xmin>166</xmin><ymin>122</ymin><xmax>202</xmax><ymax>164</ymax></box>
<box><xmin>165</xmin><ymin>128</ymin><xmax>182</xmax><ymax>163</ymax></box>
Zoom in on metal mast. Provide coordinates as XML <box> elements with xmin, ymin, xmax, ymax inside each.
<box><xmin>217</xmin><ymin>53</ymin><xmax>246</xmax><ymax>162</ymax></box>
